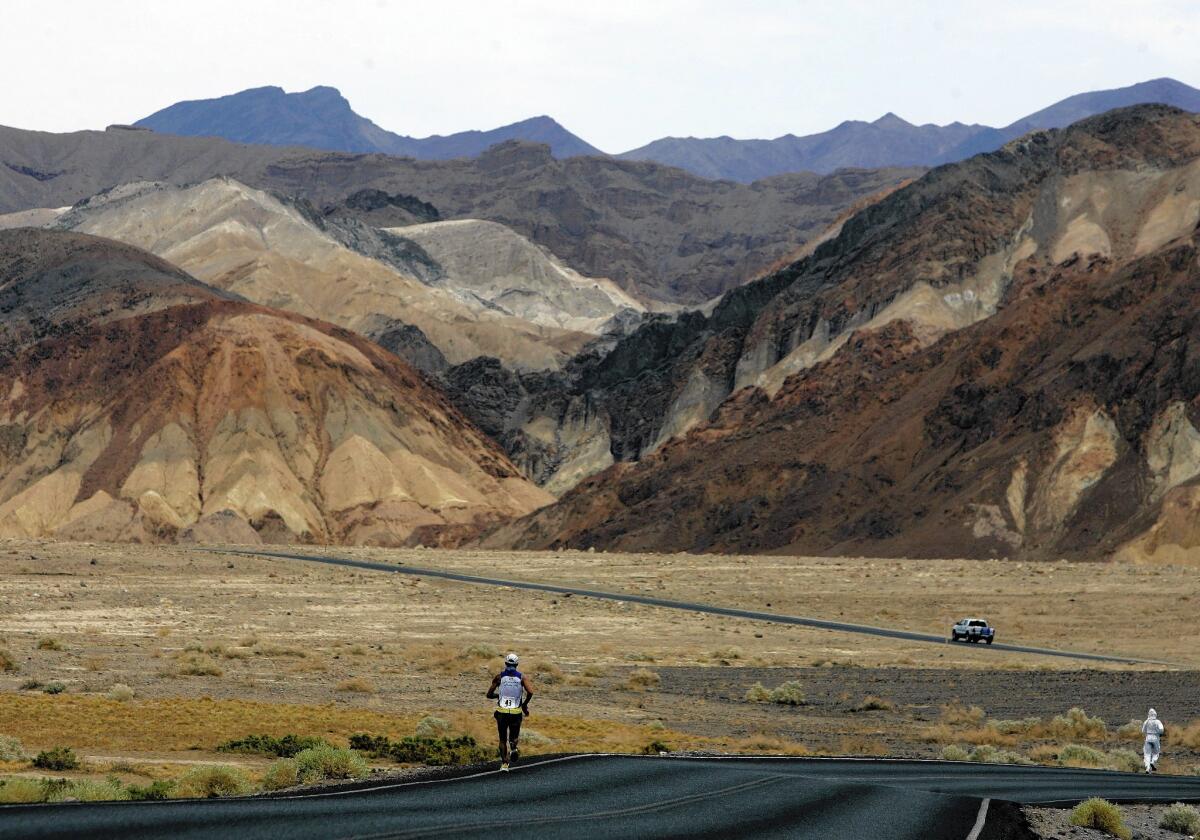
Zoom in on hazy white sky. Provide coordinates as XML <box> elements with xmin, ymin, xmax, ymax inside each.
<box><xmin>4</xmin><ymin>0</ymin><xmax>1198</xmax><ymax>151</ymax></box>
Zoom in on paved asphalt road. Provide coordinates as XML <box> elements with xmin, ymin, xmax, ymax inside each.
<box><xmin>6</xmin><ymin>755</ymin><xmax>1200</xmax><ymax>840</ymax></box>
<box><xmin>217</xmin><ymin>549</ymin><xmax>1170</xmax><ymax>666</ymax></box>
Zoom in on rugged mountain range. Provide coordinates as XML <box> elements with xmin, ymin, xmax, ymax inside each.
<box><xmin>135</xmin><ymin>86</ymin><xmax>601</xmax><ymax>159</ymax></box>
<box><xmin>0</xmin><ymin>124</ymin><xmax>917</xmax><ymax>304</ymax></box>
<box><xmin>489</xmin><ymin>105</ymin><xmax>1200</xmax><ymax>562</ymax></box>
<box><xmin>0</xmin><ymin>228</ymin><xmax>550</xmax><ymax>545</ymax></box>
<box><xmin>41</xmin><ymin>178</ymin><xmax>596</xmax><ymax>371</ymax></box>
<box><xmin>131</xmin><ymin>79</ymin><xmax>1200</xmax><ymax>183</ymax></box>
<box><xmin>618</xmin><ymin>78</ymin><xmax>1200</xmax><ymax>180</ymax></box>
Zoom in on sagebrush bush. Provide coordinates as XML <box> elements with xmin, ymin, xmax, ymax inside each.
<box><xmin>1059</xmin><ymin>744</ymin><xmax>1108</xmax><ymax>768</ymax></box>
<box><xmin>1069</xmin><ymin>798</ymin><xmax>1131</xmax><ymax>840</ymax></box>
<box><xmin>988</xmin><ymin>717</ymin><xmax>1040</xmax><ymax>735</ymax></box>
<box><xmin>217</xmin><ymin>734</ymin><xmax>325</xmax><ymax>758</ymax></box>
<box><xmin>968</xmin><ymin>745</ymin><xmax>1031</xmax><ymax>765</ymax></box>
<box><xmin>520</xmin><ymin>729</ymin><xmax>554</xmax><ymax>747</ymax></box>
<box><xmin>350</xmin><ymin>734</ymin><xmax>491</xmax><ymax>766</ymax></box>
<box><xmin>1105</xmin><ymin>749</ymin><xmax>1143</xmax><ymax>774</ymax></box>
<box><xmin>1043</xmin><ymin>708</ymin><xmax>1106</xmax><ymax>740</ymax></box>
<box><xmin>106</xmin><ymin>684</ymin><xmax>135</xmax><ymax>702</ymax></box>
<box><xmin>42</xmin><ymin>682</ymin><xmax>65</xmax><ymax>695</ymax></box>
<box><xmin>745</xmin><ymin>683</ymin><xmax>772</xmax><ymax>702</ymax></box>
<box><xmin>1116</xmin><ymin>719</ymin><xmax>1143</xmax><ymax>739</ymax></box>
<box><xmin>175</xmin><ymin>765</ymin><xmax>252</xmax><ymax>798</ymax></box>
<box><xmin>769</xmin><ymin>681</ymin><xmax>806</xmax><ymax>706</ymax></box>
<box><xmin>294</xmin><ymin>745</ymin><xmax>369</xmax><ymax>783</ymax></box>
<box><xmin>261</xmin><ymin>759</ymin><xmax>301</xmax><ymax>791</ymax></box>
<box><xmin>32</xmin><ymin>746</ymin><xmax>79</xmax><ymax>770</ymax></box>
<box><xmin>0</xmin><ymin>734</ymin><xmax>26</xmax><ymax>762</ymax></box>
<box><xmin>460</xmin><ymin>643</ymin><xmax>500</xmax><ymax>660</ymax></box>
<box><xmin>36</xmin><ymin>638</ymin><xmax>63</xmax><ymax>652</ymax></box>
<box><xmin>940</xmin><ymin>745</ymin><xmax>970</xmax><ymax>761</ymax></box>
<box><xmin>641</xmin><ymin>740</ymin><xmax>670</xmax><ymax>755</ymax></box>
<box><xmin>1159</xmin><ymin>802</ymin><xmax>1200</xmax><ymax>834</ymax></box>
<box><xmin>414</xmin><ymin>716</ymin><xmax>452</xmax><ymax>739</ymax></box>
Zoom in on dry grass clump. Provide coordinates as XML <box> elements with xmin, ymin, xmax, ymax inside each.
<box><xmin>1176</xmin><ymin>719</ymin><xmax>1200</xmax><ymax>749</ymax></box>
<box><xmin>581</xmin><ymin>664</ymin><xmax>605</xmax><ymax>678</ymax></box>
<box><xmin>708</xmin><ymin>647</ymin><xmax>742</xmax><ymax>662</ymax></box>
<box><xmin>255</xmin><ymin>645</ymin><xmax>306</xmax><ymax>659</ymax></box>
<box><xmin>939</xmin><ymin>703</ymin><xmax>985</xmax><ymax>726</ymax></box>
<box><xmin>36</xmin><ymin>638</ymin><xmax>63</xmax><ymax>651</ymax></box>
<box><xmin>625</xmin><ymin>669</ymin><xmax>660</xmax><ymax>691</ymax></box>
<box><xmin>175</xmin><ymin>766</ymin><xmax>252</xmax><ymax>799</ymax></box>
<box><xmin>83</xmin><ymin>657</ymin><xmax>107</xmax><ymax>673</ymax></box>
<box><xmin>0</xmin><ymin>778</ymin><xmax>47</xmax><ymax>803</ymax></box>
<box><xmin>0</xmin><ymin>648</ymin><xmax>17</xmax><ymax>673</ymax></box>
<box><xmin>851</xmin><ymin>695</ymin><xmax>896</xmax><ymax>712</ymax></box>
<box><xmin>105</xmin><ymin>684</ymin><xmax>135</xmax><ymax>702</ymax></box>
<box><xmin>1159</xmin><ymin>802</ymin><xmax>1200</xmax><ymax>834</ymax></box>
<box><xmin>337</xmin><ymin>678</ymin><xmax>376</xmax><ymax>694</ymax></box>
<box><xmin>534</xmin><ymin>663</ymin><xmax>564</xmax><ymax>685</ymax></box>
<box><xmin>966</xmin><ymin>745</ymin><xmax>1033</xmax><ymax>765</ymax></box>
<box><xmin>941</xmin><ymin>745</ymin><xmax>970</xmax><ymax>761</ymax></box>
<box><xmin>175</xmin><ymin>653</ymin><xmax>223</xmax><ymax>677</ymax></box>
<box><xmin>838</xmin><ymin>736</ymin><xmax>888</xmax><ymax>756</ymax></box>
<box><xmin>1069</xmin><ymin>798</ymin><xmax>1131</xmax><ymax>840</ymax></box>
<box><xmin>731</xmin><ymin>735</ymin><xmax>808</xmax><ymax>755</ymax></box>
<box><xmin>459</xmin><ymin>643</ymin><xmax>500</xmax><ymax>660</ymax></box>
<box><xmin>745</xmin><ymin>681</ymin><xmax>806</xmax><ymax>706</ymax></box>
<box><xmin>1057</xmin><ymin>744</ymin><xmax>1108</xmax><ymax>768</ymax></box>
<box><xmin>624</xmin><ymin>652</ymin><xmax>655</xmax><ymax>662</ymax></box>
<box><xmin>1104</xmin><ymin>749</ymin><xmax>1143</xmax><ymax>774</ymax></box>
<box><xmin>221</xmin><ymin>647</ymin><xmax>253</xmax><ymax>660</ymax></box>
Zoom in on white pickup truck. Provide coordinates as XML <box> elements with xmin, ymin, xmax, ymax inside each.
<box><xmin>951</xmin><ymin>618</ymin><xmax>995</xmax><ymax>644</ymax></box>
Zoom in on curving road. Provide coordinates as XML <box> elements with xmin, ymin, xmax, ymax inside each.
<box><xmin>6</xmin><ymin>755</ymin><xmax>1200</xmax><ymax>840</ymax></box>
<box><xmin>215</xmin><ymin>549</ymin><xmax>1171</xmax><ymax>666</ymax></box>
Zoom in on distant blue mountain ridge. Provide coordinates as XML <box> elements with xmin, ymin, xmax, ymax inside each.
<box><xmin>135</xmin><ymin>78</ymin><xmax>1200</xmax><ymax>181</ymax></box>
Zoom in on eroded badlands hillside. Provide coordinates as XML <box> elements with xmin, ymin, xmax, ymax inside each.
<box><xmin>0</xmin><ymin>229</ymin><xmax>550</xmax><ymax>545</ymax></box>
<box><xmin>492</xmin><ymin>106</ymin><xmax>1200</xmax><ymax>561</ymax></box>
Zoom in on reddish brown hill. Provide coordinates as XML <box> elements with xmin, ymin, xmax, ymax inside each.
<box><xmin>491</xmin><ymin>107</ymin><xmax>1200</xmax><ymax>560</ymax></box>
<box><xmin>0</xmin><ymin>229</ymin><xmax>550</xmax><ymax>545</ymax></box>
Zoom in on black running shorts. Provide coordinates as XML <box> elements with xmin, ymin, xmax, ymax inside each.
<box><xmin>495</xmin><ymin>710</ymin><xmax>523</xmax><ymax>744</ymax></box>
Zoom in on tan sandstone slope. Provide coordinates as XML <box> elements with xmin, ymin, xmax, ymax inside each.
<box><xmin>385</xmin><ymin>218</ymin><xmax>648</xmax><ymax>333</ymax></box>
<box><xmin>0</xmin><ymin>229</ymin><xmax>551</xmax><ymax>546</ymax></box>
<box><xmin>50</xmin><ymin>179</ymin><xmax>593</xmax><ymax>370</ymax></box>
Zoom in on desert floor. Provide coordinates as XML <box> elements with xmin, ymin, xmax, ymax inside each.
<box><xmin>1</xmin><ymin>539</ymin><xmax>1197</xmax><ymax>788</ymax></box>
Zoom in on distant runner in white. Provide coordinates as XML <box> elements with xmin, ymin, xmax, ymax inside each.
<box><xmin>1142</xmin><ymin>708</ymin><xmax>1165</xmax><ymax>773</ymax></box>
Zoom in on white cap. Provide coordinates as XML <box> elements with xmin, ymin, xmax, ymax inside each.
<box><xmin>505</xmin><ymin>652</ymin><xmax>519</xmax><ymax>666</ymax></box>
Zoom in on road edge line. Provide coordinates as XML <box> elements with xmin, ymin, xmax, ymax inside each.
<box><xmin>966</xmin><ymin>797</ymin><xmax>990</xmax><ymax>840</ymax></box>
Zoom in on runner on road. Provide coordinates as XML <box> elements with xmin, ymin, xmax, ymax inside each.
<box><xmin>1142</xmin><ymin>708</ymin><xmax>1165</xmax><ymax>773</ymax></box>
<box><xmin>487</xmin><ymin>652</ymin><xmax>534</xmax><ymax>771</ymax></box>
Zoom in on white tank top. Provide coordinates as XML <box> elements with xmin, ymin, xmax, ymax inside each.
<box><xmin>497</xmin><ymin>670</ymin><xmax>524</xmax><ymax>712</ymax></box>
